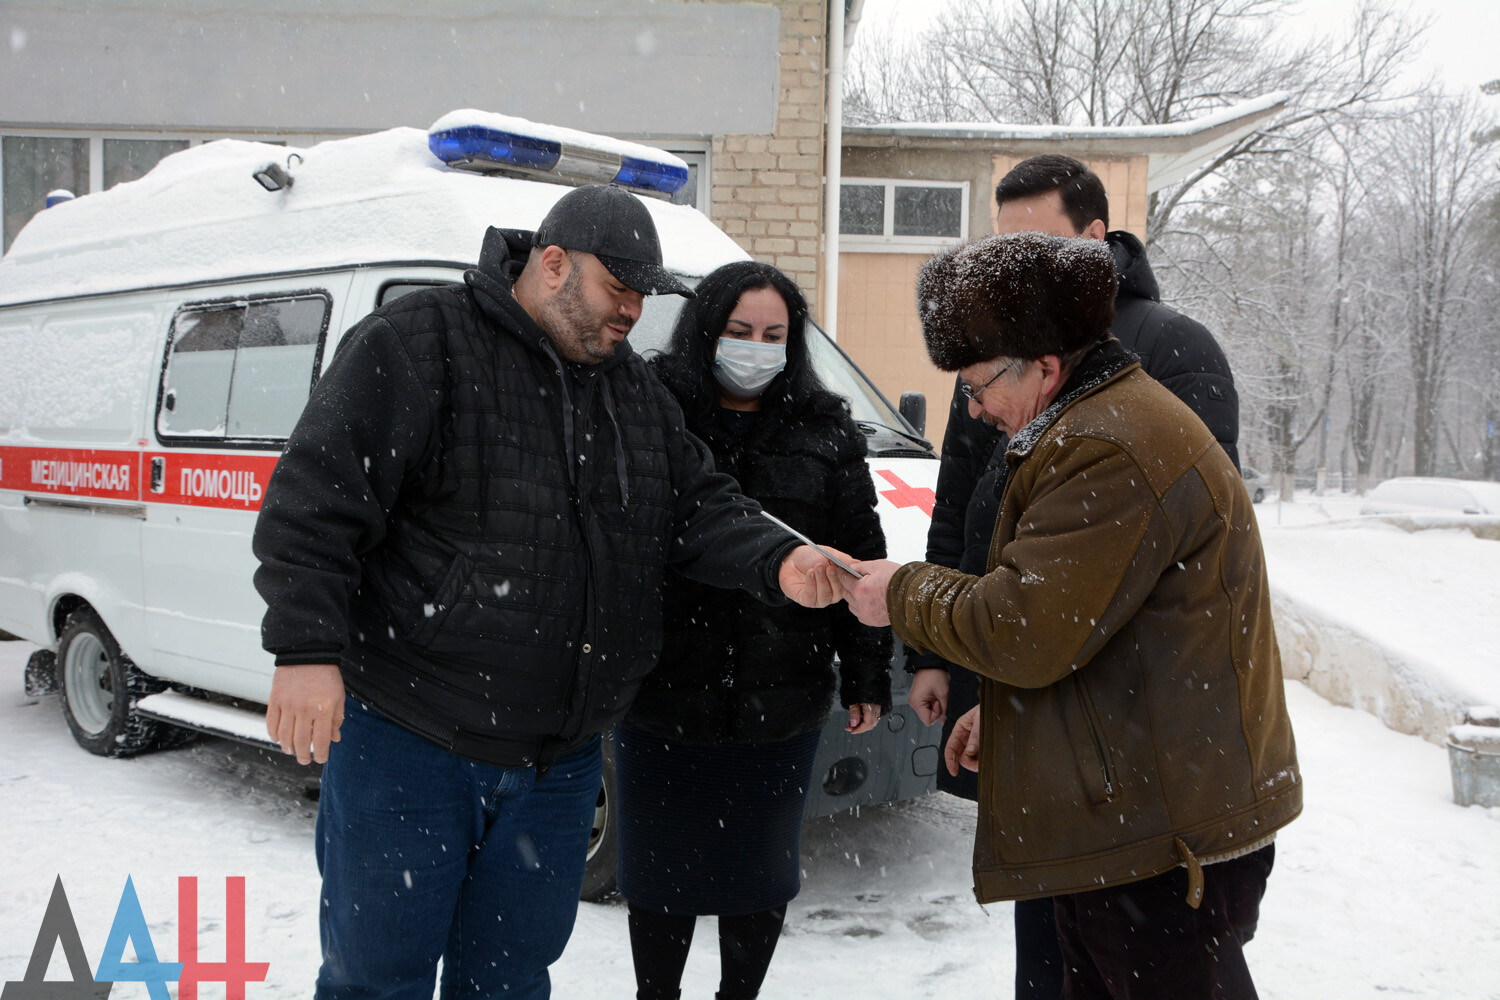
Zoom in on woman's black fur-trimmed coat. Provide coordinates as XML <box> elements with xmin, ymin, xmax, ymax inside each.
<box><xmin>624</xmin><ymin>371</ymin><xmax>893</xmax><ymax>745</ymax></box>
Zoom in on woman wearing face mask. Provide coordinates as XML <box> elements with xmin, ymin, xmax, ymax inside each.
<box><xmin>615</xmin><ymin>260</ymin><xmax>891</xmax><ymax>1000</ymax></box>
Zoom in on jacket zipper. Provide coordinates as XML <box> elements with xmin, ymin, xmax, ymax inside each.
<box><xmin>548</xmin><ymin>355</ymin><xmax>592</xmax><ymax>747</ymax></box>
<box><xmin>1075</xmin><ymin>680</ymin><xmax>1118</xmax><ymax>799</ymax></box>
<box><xmin>570</xmin><ymin>484</ymin><xmax>597</xmax><ymax>742</ymax></box>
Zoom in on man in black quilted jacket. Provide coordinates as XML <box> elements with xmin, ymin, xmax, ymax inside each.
<box><xmin>905</xmin><ymin>155</ymin><xmax>1239</xmax><ymax>1000</ymax></box>
<box><xmin>251</xmin><ymin>184</ymin><xmax>845</xmax><ymax>999</ymax></box>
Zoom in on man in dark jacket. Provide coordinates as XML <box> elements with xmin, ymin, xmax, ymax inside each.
<box><xmin>252</xmin><ymin>184</ymin><xmax>844</xmax><ymax>998</ymax></box>
<box><xmin>905</xmin><ymin>155</ymin><xmax>1239</xmax><ymax>999</ymax></box>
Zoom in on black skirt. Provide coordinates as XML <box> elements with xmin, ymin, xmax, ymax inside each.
<box><xmin>614</xmin><ymin>725</ymin><xmax>821</xmax><ymax>916</ymax></box>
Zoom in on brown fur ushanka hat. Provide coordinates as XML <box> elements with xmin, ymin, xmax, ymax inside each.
<box><xmin>916</xmin><ymin>232</ymin><xmax>1118</xmax><ymax>372</ymax></box>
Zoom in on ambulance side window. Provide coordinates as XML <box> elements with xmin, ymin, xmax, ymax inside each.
<box><xmin>158</xmin><ymin>292</ymin><xmax>330</xmax><ymax>444</ymax></box>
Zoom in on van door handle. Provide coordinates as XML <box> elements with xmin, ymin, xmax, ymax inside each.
<box><xmin>150</xmin><ymin>456</ymin><xmax>166</xmax><ymax>493</ymax></box>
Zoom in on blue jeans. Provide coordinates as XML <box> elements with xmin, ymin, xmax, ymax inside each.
<box><xmin>314</xmin><ymin>696</ymin><xmax>602</xmax><ymax>999</ymax></box>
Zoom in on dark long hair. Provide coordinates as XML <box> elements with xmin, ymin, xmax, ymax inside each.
<box><xmin>651</xmin><ymin>260</ymin><xmax>831</xmax><ymax>424</ymax></box>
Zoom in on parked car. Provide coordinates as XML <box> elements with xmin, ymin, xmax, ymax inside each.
<box><xmin>1241</xmin><ymin>466</ymin><xmax>1268</xmax><ymax>503</ymax></box>
<box><xmin>1360</xmin><ymin>477</ymin><xmax>1500</xmax><ymax>516</ymax></box>
<box><xmin>0</xmin><ymin>111</ymin><xmax>941</xmax><ymax>901</ymax></box>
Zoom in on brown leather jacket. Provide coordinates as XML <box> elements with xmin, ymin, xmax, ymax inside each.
<box><xmin>888</xmin><ymin>341</ymin><xmax>1300</xmax><ymax>905</ymax></box>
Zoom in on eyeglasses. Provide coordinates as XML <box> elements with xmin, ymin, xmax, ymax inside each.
<box><xmin>959</xmin><ymin>359</ymin><xmax>1023</xmax><ymax>404</ymax></box>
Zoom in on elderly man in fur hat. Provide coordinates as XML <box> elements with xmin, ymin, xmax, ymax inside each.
<box><xmin>845</xmin><ymin>232</ymin><xmax>1301</xmax><ymax>1000</ymax></box>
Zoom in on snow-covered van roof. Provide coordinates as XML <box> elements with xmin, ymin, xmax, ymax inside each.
<box><xmin>0</xmin><ymin>117</ymin><xmax>747</xmax><ymax>308</ymax></box>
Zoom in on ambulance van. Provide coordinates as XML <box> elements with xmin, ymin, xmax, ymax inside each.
<box><xmin>0</xmin><ymin>111</ymin><xmax>942</xmax><ymax>897</ymax></box>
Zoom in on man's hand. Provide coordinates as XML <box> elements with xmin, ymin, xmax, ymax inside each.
<box><xmin>265</xmin><ymin>664</ymin><xmax>345</xmax><ymax>765</ymax></box>
<box><xmin>845</xmin><ymin>558</ymin><xmax>901</xmax><ymax>627</ymax></box>
<box><xmin>846</xmin><ymin>703</ymin><xmax>882</xmax><ymax>735</ymax></box>
<box><xmin>908</xmin><ymin>667</ymin><xmax>950</xmax><ymax>726</ymax></box>
<box><xmin>778</xmin><ymin>544</ymin><xmax>848</xmax><ymax>608</ymax></box>
<box><xmin>944</xmin><ymin>705</ymin><xmax>981</xmax><ymax>776</ymax></box>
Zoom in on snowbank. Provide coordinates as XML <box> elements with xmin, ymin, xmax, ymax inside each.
<box><xmin>1272</xmin><ymin>591</ymin><xmax>1480</xmax><ymax>744</ymax></box>
<box><xmin>1259</xmin><ymin>497</ymin><xmax>1500</xmax><ymax>743</ymax></box>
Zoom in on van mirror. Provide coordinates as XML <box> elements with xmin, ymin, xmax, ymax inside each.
<box><xmin>898</xmin><ymin>392</ymin><xmax>926</xmax><ymax>437</ymax></box>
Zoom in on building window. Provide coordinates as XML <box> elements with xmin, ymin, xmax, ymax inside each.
<box><xmin>103</xmin><ymin>138</ymin><xmax>190</xmax><ymax>189</ymax></box>
<box><xmin>636</xmin><ymin>144</ymin><xmax>707</xmax><ymax>210</ymax></box>
<box><xmin>840</xmin><ymin>184</ymin><xmax>885</xmax><ymax>235</ymax></box>
<box><xmin>839</xmin><ymin>178</ymin><xmax>969</xmax><ymax>253</ymax></box>
<box><xmin>2</xmin><ymin>137</ymin><xmax>88</xmax><ymax>254</ymax></box>
<box><xmin>894</xmin><ymin>185</ymin><xmax>962</xmax><ymax>237</ymax></box>
<box><xmin>670</xmin><ymin>157</ymin><xmax>701</xmax><ymax>209</ymax></box>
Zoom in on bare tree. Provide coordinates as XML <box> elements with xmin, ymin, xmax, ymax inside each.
<box><xmin>1476</xmin><ymin>78</ymin><xmax>1500</xmax><ymax>479</ymax></box>
<box><xmin>1341</xmin><ymin>256</ymin><xmax>1406</xmax><ymax>492</ymax></box>
<box><xmin>861</xmin><ymin>0</ymin><xmax>1294</xmax><ymax>128</ymax></box>
<box><xmin>1167</xmin><ymin>151</ymin><xmax>1352</xmax><ymax>497</ymax></box>
<box><xmin>845</xmin><ymin>15</ymin><xmax>978</xmax><ymax>125</ymax></box>
<box><xmin>1444</xmin><ymin>195</ymin><xmax>1500</xmax><ymax>480</ymax></box>
<box><xmin>1370</xmin><ymin>92</ymin><xmax>1496</xmax><ymax>475</ymax></box>
<box><xmin>1321</xmin><ymin>125</ymin><xmax>1405</xmax><ymax>494</ymax></box>
<box><xmin>1143</xmin><ymin>0</ymin><xmax>1420</xmax><ymax>246</ymax></box>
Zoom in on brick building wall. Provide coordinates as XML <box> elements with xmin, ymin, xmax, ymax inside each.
<box><xmin>707</xmin><ymin>0</ymin><xmax>828</xmax><ymax>314</ymax></box>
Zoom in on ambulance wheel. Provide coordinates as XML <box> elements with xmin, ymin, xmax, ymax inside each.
<box><xmin>57</xmin><ymin>608</ymin><xmax>167</xmax><ymax>757</ymax></box>
<box><xmin>579</xmin><ymin>733</ymin><xmax>619</xmax><ymax>902</ymax></box>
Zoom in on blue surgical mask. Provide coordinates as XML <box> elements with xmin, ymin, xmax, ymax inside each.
<box><xmin>713</xmin><ymin>337</ymin><xmax>787</xmax><ymax>398</ymax></box>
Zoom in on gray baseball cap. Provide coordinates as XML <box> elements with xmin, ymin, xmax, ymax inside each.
<box><xmin>505</xmin><ymin>184</ymin><xmax>694</xmax><ymax>298</ymax></box>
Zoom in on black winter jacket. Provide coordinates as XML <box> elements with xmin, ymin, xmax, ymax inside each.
<box><xmin>624</xmin><ymin>377</ymin><xmax>893</xmax><ymax>744</ymax></box>
<box><xmin>910</xmin><ymin>231</ymin><xmax>1239</xmax><ymax>677</ymax></box>
<box><xmin>253</xmin><ymin>228</ymin><xmax>797</xmax><ymax>769</ymax></box>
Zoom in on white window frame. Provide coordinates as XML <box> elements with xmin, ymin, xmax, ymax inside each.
<box><xmin>839</xmin><ymin>177</ymin><xmax>969</xmax><ymax>254</ymax></box>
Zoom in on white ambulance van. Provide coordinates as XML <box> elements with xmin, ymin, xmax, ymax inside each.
<box><xmin>0</xmin><ymin>111</ymin><xmax>941</xmax><ymax>897</ymax></box>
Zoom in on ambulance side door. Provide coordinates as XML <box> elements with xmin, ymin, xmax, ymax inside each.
<box><xmin>140</xmin><ymin>274</ymin><xmax>352</xmax><ymax>703</ymax></box>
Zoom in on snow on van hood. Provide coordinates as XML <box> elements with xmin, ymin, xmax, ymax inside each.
<box><xmin>0</xmin><ymin>126</ymin><xmax>746</xmax><ymax>307</ymax></box>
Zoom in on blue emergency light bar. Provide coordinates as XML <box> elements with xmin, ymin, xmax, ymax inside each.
<box><xmin>429</xmin><ymin>122</ymin><xmax>689</xmax><ymax>197</ymax></box>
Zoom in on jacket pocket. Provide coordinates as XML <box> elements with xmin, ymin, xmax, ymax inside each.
<box><xmin>1062</xmin><ymin>675</ymin><xmax>1119</xmax><ymax>805</ymax></box>
<box><xmin>407</xmin><ymin>552</ymin><xmax>471</xmax><ymax>648</ymax></box>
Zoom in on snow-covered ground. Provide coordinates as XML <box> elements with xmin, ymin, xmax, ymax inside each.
<box><xmin>2</xmin><ymin>495</ymin><xmax>1498</xmax><ymax>997</ymax></box>
<box><xmin>2</xmin><ymin>649</ymin><xmax>1495</xmax><ymax>998</ymax></box>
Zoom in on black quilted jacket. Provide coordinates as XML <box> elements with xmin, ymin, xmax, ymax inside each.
<box><xmin>623</xmin><ymin>371</ymin><xmax>893</xmax><ymax>745</ymax></box>
<box><xmin>253</xmin><ymin>228</ymin><xmax>796</xmax><ymax>768</ymax></box>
